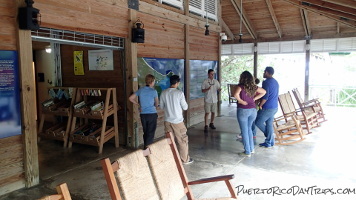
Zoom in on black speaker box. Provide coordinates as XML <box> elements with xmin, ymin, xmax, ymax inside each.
<box><xmin>18</xmin><ymin>7</ymin><xmax>40</xmax><ymax>30</ymax></box>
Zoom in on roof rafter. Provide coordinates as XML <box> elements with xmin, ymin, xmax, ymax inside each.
<box><xmin>300</xmin><ymin>0</ymin><xmax>356</xmax><ymax>15</ymax></box>
<box><xmin>230</xmin><ymin>0</ymin><xmax>257</xmax><ymax>39</ymax></box>
<box><xmin>300</xmin><ymin>9</ymin><xmax>311</xmax><ymax>37</ymax></box>
<box><xmin>265</xmin><ymin>0</ymin><xmax>282</xmax><ymax>38</ymax></box>
<box><xmin>299</xmin><ymin>2</ymin><xmax>356</xmax><ymax>21</ymax></box>
<box><xmin>281</xmin><ymin>0</ymin><xmax>356</xmax><ymax>28</ymax></box>
<box><xmin>219</xmin><ymin>18</ymin><xmax>236</xmax><ymax>40</ymax></box>
<box><xmin>321</xmin><ymin>0</ymin><xmax>356</xmax><ymax>9</ymax></box>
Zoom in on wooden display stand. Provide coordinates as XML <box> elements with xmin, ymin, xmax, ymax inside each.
<box><xmin>68</xmin><ymin>88</ymin><xmax>119</xmax><ymax>154</ymax></box>
<box><xmin>38</xmin><ymin>87</ymin><xmax>77</xmax><ymax>147</ymax></box>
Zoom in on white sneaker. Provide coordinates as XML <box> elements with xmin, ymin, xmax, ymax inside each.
<box><xmin>238</xmin><ymin>152</ymin><xmax>251</xmax><ymax>157</ymax></box>
<box><xmin>236</xmin><ymin>134</ymin><xmax>242</xmax><ymax>140</ymax></box>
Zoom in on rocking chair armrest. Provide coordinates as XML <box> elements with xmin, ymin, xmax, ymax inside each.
<box><xmin>304</xmin><ymin>98</ymin><xmax>319</xmax><ymax>105</ymax></box>
<box><xmin>188</xmin><ymin>174</ymin><xmax>235</xmax><ymax>185</ymax></box>
<box><xmin>281</xmin><ymin>111</ymin><xmax>296</xmax><ymax>118</ymax></box>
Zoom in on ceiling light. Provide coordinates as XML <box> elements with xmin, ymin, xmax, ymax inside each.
<box><xmin>45</xmin><ymin>45</ymin><xmax>51</xmax><ymax>53</ymax></box>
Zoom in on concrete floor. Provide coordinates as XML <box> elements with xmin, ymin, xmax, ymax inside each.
<box><xmin>1</xmin><ymin>103</ymin><xmax>356</xmax><ymax>200</ymax></box>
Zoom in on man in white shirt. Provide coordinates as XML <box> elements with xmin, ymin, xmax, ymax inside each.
<box><xmin>201</xmin><ymin>69</ymin><xmax>221</xmax><ymax>132</ymax></box>
<box><xmin>160</xmin><ymin>75</ymin><xmax>193</xmax><ymax>164</ymax></box>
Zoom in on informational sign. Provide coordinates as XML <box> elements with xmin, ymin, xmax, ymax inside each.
<box><xmin>0</xmin><ymin>50</ymin><xmax>22</xmax><ymax>139</ymax></box>
<box><xmin>88</xmin><ymin>49</ymin><xmax>114</xmax><ymax>70</ymax></box>
<box><xmin>137</xmin><ymin>57</ymin><xmax>185</xmax><ymax>97</ymax></box>
<box><xmin>74</xmin><ymin>51</ymin><xmax>84</xmax><ymax>75</ymax></box>
<box><xmin>190</xmin><ymin>60</ymin><xmax>218</xmax><ymax>99</ymax></box>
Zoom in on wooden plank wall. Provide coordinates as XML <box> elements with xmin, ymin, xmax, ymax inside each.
<box><xmin>0</xmin><ymin>0</ymin><xmax>26</xmax><ymax>194</ymax></box>
<box><xmin>34</xmin><ymin>0</ymin><xmax>129</xmax><ymax>38</ymax></box>
<box><xmin>188</xmin><ymin>26</ymin><xmax>219</xmax><ymax>126</ymax></box>
<box><xmin>60</xmin><ymin>45</ymin><xmax>126</xmax><ymax>144</ymax></box>
<box><xmin>137</xmin><ymin>12</ymin><xmax>185</xmax><ymax>58</ymax></box>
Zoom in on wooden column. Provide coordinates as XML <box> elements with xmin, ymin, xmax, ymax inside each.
<box><xmin>305</xmin><ymin>39</ymin><xmax>310</xmax><ymax>101</ymax></box>
<box><xmin>16</xmin><ymin>0</ymin><xmax>39</xmax><ymax>187</ymax></box>
<box><xmin>126</xmin><ymin>9</ymin><xmax>139</xmax><ymax>148</ymax></box>
<box><xmin>217</xmin><ymin>0</ymin><xmax>222</xmax><ymax>117</ymax></box>
<box><xmin>253</xmin><ymin>43</ymin><xmax>258</xmax><ymax>78</ymax></box>
<box><xmin>183</xmin><ymin>0</ymin><xmax>191</xmax><ymax>126</ymax></box>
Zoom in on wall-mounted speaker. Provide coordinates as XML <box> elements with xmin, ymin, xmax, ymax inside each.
<box><xmin>18</xmin><ymin>6</ymin><xmax>40</xmax><ymax>31</ymax></box>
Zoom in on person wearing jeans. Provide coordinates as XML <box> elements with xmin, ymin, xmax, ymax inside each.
<box><xmin>255</xmin><ymin>67</ymin><xmax>279</xmax><ymax>148</ymax></box>
<box><xmin>234</xmin><ymin>71</ymin><xmax>266</xmax><ymax>157</ymax></box>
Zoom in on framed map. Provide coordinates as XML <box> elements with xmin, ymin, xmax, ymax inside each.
<box><xmin>137</xmin><ymin>57</ymin><xmax>184</xmax><ymax>97</ymax></box>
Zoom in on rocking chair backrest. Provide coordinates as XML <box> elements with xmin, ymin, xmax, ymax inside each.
<box><xmin>292</xmin><ymin>88</ymin><xmax>304</xmax><ymax>108</ymax></box>
<box><xmin>278</xmin><ymin>93</ymin><xmax>297</xmax><ymax>115</ymax></box>
<box><xmin>146</xmin><ymin>135</ymin><xmax>190</xmax><ymax>200</ymax></box>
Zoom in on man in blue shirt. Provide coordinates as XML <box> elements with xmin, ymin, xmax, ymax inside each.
<box><xmin>255</xmin><ymin>67</ymin><xmax>279</xmax><ymax>148</ymax></box>
<box><xmin>129</xmin><ymin>74</ymin><xmax>159</xmax><ymax>149</ymax></box>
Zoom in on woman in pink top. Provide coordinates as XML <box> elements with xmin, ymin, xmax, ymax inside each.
<box><xmin>234</xmin><ymin>71</ymin><xmax>266</xmax><ymax>157</ymax></box>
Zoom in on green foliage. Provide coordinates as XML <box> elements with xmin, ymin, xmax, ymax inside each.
<box><xmin>220</xmin><ymin>55</ymin><xmax>264</xmax><ymax>101</ymax></box>
<box><xmin>337</xmin><ymin>89</ymin><xmax>356</xmax><ymax>106</ymax></box>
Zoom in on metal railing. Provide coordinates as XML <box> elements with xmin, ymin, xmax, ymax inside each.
<box><xmin>310</xmin><ymin>85</ymin><xmax>356</xmax><ymax>107</ymax></box>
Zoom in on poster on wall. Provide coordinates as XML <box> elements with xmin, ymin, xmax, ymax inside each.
<box><xmin>88</xmin><ymin>49</ymin><xmax>114</xmax><ymax>70</ymax></box>
<box><xmin>74</xmin><ymin>51</ymin><xmax>84</xmax><ymax>75</ymax></box>
<box><xmin>0</xmin><ymin>50</ymin><xmax>22</xmax><ymax>139</ymax></box>
<box><xmin>190</xmin><ymin>60</ymin><xmax>218</xmax><ymax>100</ymax></box>
<box><xmin>137</xmin><ymin>57</ymin><xmax>184</xmax><ymax>97</ymax></box>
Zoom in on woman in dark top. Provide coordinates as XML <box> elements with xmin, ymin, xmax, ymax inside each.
<box><xmin>234</xmin><ymin>71</ymin><xmax>266</xmax><ymax>157</ymax></box>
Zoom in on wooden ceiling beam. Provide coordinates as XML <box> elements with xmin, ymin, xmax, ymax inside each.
<box><xmin>300</xmin><ymin>9</ymin><xmax>311</xmax><ymax>37</ymax></box>
<box><xmin>299</xmin><ymin>2</ymin><xmax>356</xmax><ymax>21</ymax></box>
<box><xmin>219</xmin><ymin>18</ymin><xmax>236</xmax><ymax>40</ymax></box>
<box><xmin>265</xmin><ymin>0</ymin><xmax>282</xmax><ymax>38</ymax></box>
<box><xmin>281</xmin><ymin>0</ymin><xmax>356</xmax><ymax>28</ymax></box>
<box><xmin>230</xmin><ymin>0</ymin><xmax>257</xmax><ymax>39</ymax></box>
<box><xmin>300</xmin><ymin>0</ymin><xmax>356</xmax><ymax>15</ymax></box>
<box><xmin>321</xmin><ymin>0</ymin><xmax>356</xmax><ymax>9</ymax></box>
<box><xmin>299</xmin><ymin>0</ymin><xmax>356</xmax><ymax>15</ymax></box>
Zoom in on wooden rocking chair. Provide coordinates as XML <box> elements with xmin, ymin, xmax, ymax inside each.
<box><xmin>227</xmin><ymin>83</ymin><xmax>239</xmax><ymax>105</ymax></box>
<box><xmin>101</xmin><ymin>132</ymin><xmax>237</xmax><ymax>200</ymax></box>
<box><xmin>291</xmin><ymin>88</ymin><xmax>327</xmax><ymax>123</ymax></box>
<box><xmin>38</xmin><ymin>183</ymin><xmax>72</xmax><ymax>200</ymax></box>
<box><xmin>278</xmin><ymin>92</ymin><xmax>319</xmax><ymax>134</ymax></box>
<box><xmin>273</xmin><ymin>113</ymin><xmax>306</xmax><ymax>145</ymax></box>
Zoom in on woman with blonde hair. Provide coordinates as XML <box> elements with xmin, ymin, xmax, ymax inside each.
<box><xmin>129</xmin><ymin>74</ymin><xmax>159</xmax><ymax>149</ymax></box>
<box><xmin>234</xmin><ymin>71</ymin><xmax>266</xmax><ymax>157</ymax></box>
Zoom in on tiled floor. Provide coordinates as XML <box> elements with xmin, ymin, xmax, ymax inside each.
<box><xmin>1</xmin><ymin>103</ymin><xmax>355</xmax><ymax>200</ymax></box>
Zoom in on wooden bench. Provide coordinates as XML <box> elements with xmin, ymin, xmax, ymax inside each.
<box><xmin>101</xmin><ymin>132</ymin><xmax>237</xmax><ymax>200</ymax></box>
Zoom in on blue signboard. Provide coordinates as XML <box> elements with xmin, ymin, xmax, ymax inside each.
<box><xmin>190</xmin><ymin>60</ymin><xmax>218</xmax><ymax>100</ymax></box>
<box><xmin>137</xmin><ymin>57</ymin><xmax>185</xmax><ymax>97</ymax></box>
<box><xmin>0</xmin><ymin>50</ymin><xmax>22</xmax><ymax>139</ymax></box>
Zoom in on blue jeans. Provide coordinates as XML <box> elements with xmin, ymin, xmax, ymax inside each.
<box><xmin>237</xmin><ymin>108</ymin><xmax>257</xmax><ymax>154</ymax></box>
<box><xmin>255</xmin><ymin>108</ymin><xmax>278</xmax><ymax>146</ymax></box>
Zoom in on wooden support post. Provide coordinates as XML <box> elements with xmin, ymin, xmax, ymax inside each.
<box><xmin>305</xmin><ymin>39</ymin><xmax>311</xmax><ymax>101</ymax></box>
<box><xmin>16</xmin><ymin>0</ymin><xmax>39</xmax><ymax>187</ymax></box>
<box><xmin>126</xmin><ymin>9</ymin><xmax>139</xmax><ymax>148</ymax></box>
<box><xmin>217</xmin><ymin>0</ymin><xmax>222</xmax><ymax>117</ymax></box>
<box><xmin>183</xmin><ymin>0</ymin><xmax>191</xmax><ymax>127</ymax></box>
<box><xmin>253</xmin><ymin>43</ymin><xmax>258</xmax><ymax>78</ymax></box>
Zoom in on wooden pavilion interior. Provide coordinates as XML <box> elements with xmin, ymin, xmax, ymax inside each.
<box><xmin>0</xmin><ymin>0</ymin><xmax>355</xmax><ymax>197</ymax></box>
